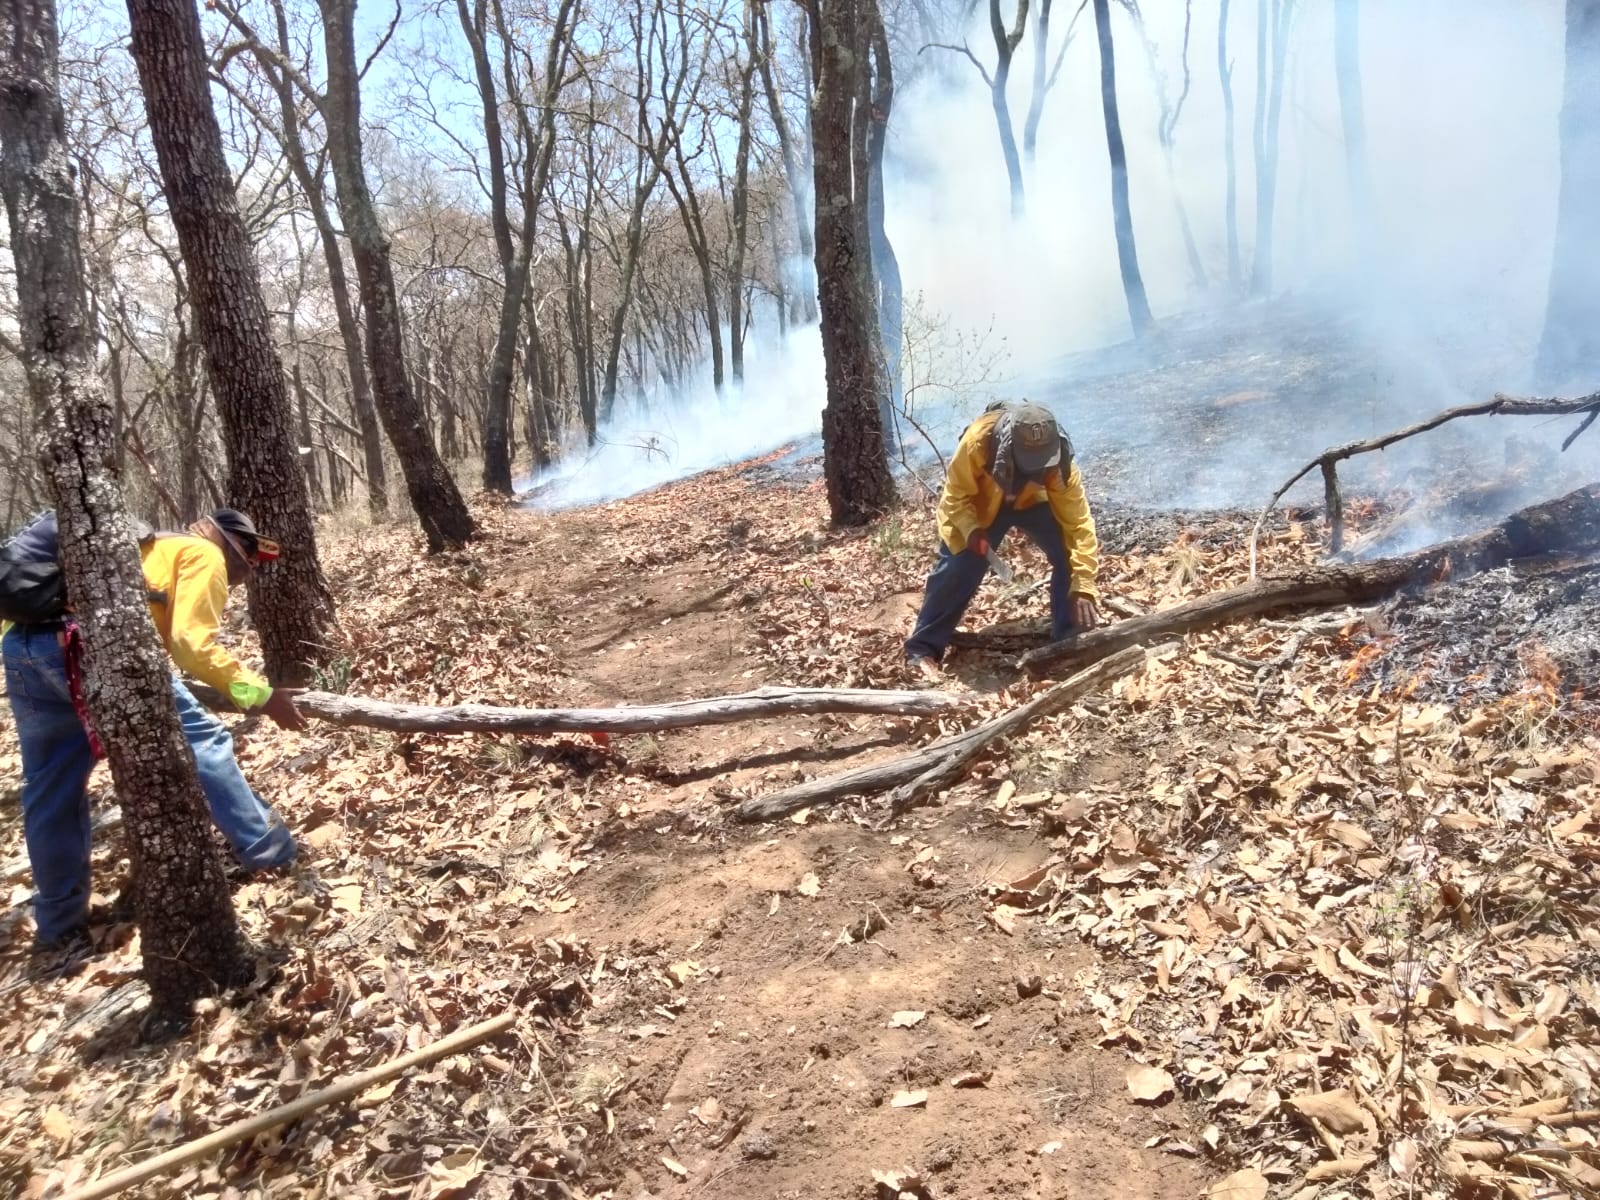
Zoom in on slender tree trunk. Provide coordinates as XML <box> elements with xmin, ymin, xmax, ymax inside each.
<box><xmin>124</xmin><ymin>0</ymin><xmax>336</xmax><ymax>683</ymax></box>
<box><xmin>1250</xmin><ymin>0</ymin><xmax>1293</xmax><ymax>297</ymax></box>
<box><xmin>317</xmin><ymin>0</ymin><xmax>475</xmax><ymax>550</ymax></box>
<box><xmin>1023</xmin><ymin>0</ymin><xmax>1053</xmax><ymax>163</ymax></box>
<box><xmin>0</xmin><ymin>0</ymin><xmax>251</xmax><ymax>1024</ymax></box>
<box><xmin>1219</xmin><ymin>0</ymin><xmax>1241</xmax><ymax>290</ymax></box>
<box><xmin>810</xmin><ymin>0</ymin><xmax>896</xmax><ymax>525</ymax></box>
<box><xmin>988</xmin><ymin>0</ymin><xmax>1029</xmax><ymax>217</ymax></box>
<box><xmin>1538</xmin><ymin>0</ymin><xmax>1600</xmax><ymax>388</ymax></box>
<box><xmin>1334</xmin><ymin>0</ymin><xmax>1374</xmax><ymax>261</ymax></box>
<box><xmin>757</xmin><ymin>0</ymin><xmax>817</xmax><ymax>323</ymax></box>
<box><xmin>1092</xmin><ymin>0</ymin><xmax>1153</xmax><ymax>336</ymax></box>
<box><xmin>730</xmin><ymin>11</ymin><xmax>757</xmax><ymax>383</ymax></box>
<box><xmin>266</xmin><ymin>0</ymin><xmax>385</xmax><ymax>516</ymax></box>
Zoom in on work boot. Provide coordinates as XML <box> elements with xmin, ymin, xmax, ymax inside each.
<box><xmin>907</xmin><ymin>656</ymin><xmax>944</xmax><ymax>684</ymax></box>
<box><xmin>31</xmin><ymin>925</ymin><xmax>94</xmax><ymax>978</ymax></box>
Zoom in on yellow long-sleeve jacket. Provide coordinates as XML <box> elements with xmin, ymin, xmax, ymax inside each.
<box><xmin>936</xmin><ymin>408</ymin><xmax>1101</xmax><ymax>599</ymax></box>
<box><xmin>141</xmin><ymin>536</ymin><xmax>271</xmax><ymax>708</ymax></box>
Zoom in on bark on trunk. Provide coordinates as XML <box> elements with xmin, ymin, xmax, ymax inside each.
<box><xmin>1021</xmin><ymin>482</ymin><xmax>1600</xmax><ymax>676</ymax></box>
<box><xmin>317</xmin><ymin>0</ymin><xmax>475</xmax><ymax>551</ymax></box>
<box><xmin>1537</xmin><ymin>0</ymin><xmax>1600</xmax><ymax>388</ymax></box>
<box><xmin>1023</xmin><ymin>0</ymin><xmax>1052</xmax><ymax>162</ymax></box>
<box><xmin>757</xmin><ymin>0</ymin><xmax>818</xmax><ymax>323</ymax></box>
<box><xmin>1092</xmin><ymin>0</ymin><xmax>1153</xmax><ymax>336</ymax></box>
<box><xmin>124</xmin><ymin>0</ymin><xmax>336</xmax><ymax>685</ymax></box>
<box><xmin>730</xmin><ymin>10</ymin><xmax>758</xmax><ymax>383</ymax></box>
<box><xmin>0</xmin><ymin>0</ymin><xmax>251</xmax><ymax>1023</ymax></box>
<box><xmin>866</xmin><ymin>0</ymin><xmax>902</xmax><ymax>448</ymax></box>
<box><xmin>810</xmin><ymin>0</ymin><xmax>897</xmax><ymax>525</ymax></box>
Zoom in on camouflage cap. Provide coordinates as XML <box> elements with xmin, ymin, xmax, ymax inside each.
<box><xmin>1008</xmin><ymin>402</ymin><xmax>1062</xmax><ymax>474</ymax></box>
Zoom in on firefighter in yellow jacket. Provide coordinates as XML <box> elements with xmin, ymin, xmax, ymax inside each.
<box><xmin>906</xmin><ymin>403</ymin><xmax>1100</xmax><ymax>679</ymax></box>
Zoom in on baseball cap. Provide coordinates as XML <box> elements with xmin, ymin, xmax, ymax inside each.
<box><xmin>1009</xmin><ymin>403</ymin><xmax>1062</xmax><ymax>474</ymax></box>
<box><xmin>210</xmin><ymin>508</ymin><xmax>280</xmax><ymax>562</ymax></box>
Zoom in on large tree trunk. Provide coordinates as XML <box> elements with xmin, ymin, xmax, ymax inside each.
<box><xmin>316</xmin><ymin>0</ymin><xmax>475</xmax><ymax>551</ymax></box>
<box><xmin>1333</xmin><ymin>0</ymin><xmax>1375</xmax><ymax>262</ymax></box>
<box><xmin>1538</xmin><ymin>0</ymin><xmax>1600</xmax><ymax>389</ymax></box>
<box><xmin>1218</xmin><ymin>0</ymin><xmax>1242</xmax><ymax>290</ymax></box>
<box><xmin>0</xmin><ymin>0</ymin><xmax>251</xmax><ymax>1023</ymax></box>
<box><xmin>866</xmin><ymin>0</ymin><xmax>902</xmax><ymax>449</ymax></box>
<box><xmin>810</xmin><ymin>0</ymin><xmax>896</xmax><ymax>525</ymax></box>
<box><xmin>124</xmin><ymin>0</ymin><xmax>336</xmax><ymax>685</ymax></box>
<box><xmin>1092</xmin><ymin>0</ymin><xmax>1153</xmax><ymax>336</ymax></box>
<box><xmin>266</xmin><ymin>0</ymin><xmax>386</xmax><ymax>517</ymax></box>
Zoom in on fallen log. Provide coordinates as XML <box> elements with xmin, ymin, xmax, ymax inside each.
<box><xmin>734</xmin><ymin>646</ymin><xmax>1155</xmax><ymax>824</ymax></box>
<box><xmin>61</xmin><ymin>1012</ymin><xmax>514</xmax><ymax>1200</ymax></box>
<box><xmin>186</xmin><ymin>684</ymin><xmax>972</xmax><ymax>735</ymax></box>
<box><xmin>1023</xmin><ymin>482</ymin><xmax>1600</xmax><ymax>678</ymax></box>
<box><xmin>1249</xmin><ymin>391</ymin><xmax>1600</xmax><ymax>571</ymax></box>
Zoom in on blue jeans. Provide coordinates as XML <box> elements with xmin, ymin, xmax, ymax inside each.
<box><xmin>905</xmin><ymin>502</ymin><xmax>1076</xmax><ymax>663</ymax></box>
<box><xmin>2</xmin><ymin>626</ymin><xmax>294</xmax><ymax>942</ymax></box>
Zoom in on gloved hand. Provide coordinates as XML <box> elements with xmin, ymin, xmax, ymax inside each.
<box><xmin>967</xmin><ymin>529</ymin><xmax>990</xmax><ymax>558</ymax></box>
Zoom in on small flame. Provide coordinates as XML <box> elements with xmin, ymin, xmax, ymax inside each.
<box><xmin>1342</xmin><ymin>640</ymin><xmax>1389</xmax><ymax>685</ymax></box>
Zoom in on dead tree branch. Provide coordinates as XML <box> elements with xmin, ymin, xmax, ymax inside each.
<box><xmin>1249</xmin><ymin>392</ymin><xmax>1600</xmax><ymax>575</ymax></box>
<box><xmin>734</xmin><ymin>646</ymin><xmax>1155</xmax><ymax>823</ymax></box>
<box><xmin>187</xmin><ymin>684</ymin><xmax>973</xmax><ymax>734</ymax></box>
<box><xmin>1026</xmin><ymin>481</ymin><xmax>1600</xmax><ymax>677</ymax></box>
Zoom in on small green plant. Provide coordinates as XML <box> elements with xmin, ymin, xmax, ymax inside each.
<box><xmin>311</xmin><ymin>656</ymin><xmax>354</xmax><ymax>694</ymax></box>
<box><xmin>873</xmin><ymin>515</ymin><xmax>908</xmax><ymax>560</ymax></box>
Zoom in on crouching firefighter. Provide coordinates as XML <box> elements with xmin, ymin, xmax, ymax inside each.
<box><xmin>905</xmin><ymin>402</ymin><xmax>1101</xmax><ymax>680</ymax></box>
<box><xmin>0</xmin><ymin>508</ymin><xmax>307</xmax><ymax>955</ymax></box>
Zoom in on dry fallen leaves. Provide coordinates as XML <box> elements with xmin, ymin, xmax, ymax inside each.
<box><xmin>1125</xmin><ymin>1065</ymin><xmax>1175</xmax><ymax>1104</ymax></box>
<box><xmin>890</xmin><ymin>1090</ymin><xmax>929</xmax><ymax>1109</ymax></box>
<box><xmin>1205</xmin><ymin>1167</ymin><xmax>1268</xmax><ymax>1200</ymax></box>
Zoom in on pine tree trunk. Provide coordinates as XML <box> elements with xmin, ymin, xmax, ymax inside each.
<box><xmin>317</xmin><ymin>0</ymin><xmax>476</xmax><ymax>551</ymax></box>
<box><xmin>810</xmin><ymin>0</ymin><xmax>896</xmax><ymax>525</ymax></box>
<box><xmin>1538</xmin><ymin>0</ymin><xmax>1600</xmax><ymax>388</ymax></box>
<box><xmin>1092</xmin><ymin>0</ymin><xmax>1153</xmax><ymax>336</ymax></box>
<box><xmin>124</xmin><ymin>0</ymin><xmax>336</xmax><ymax>684</ymax></box>
<box><xmin>0</xmin><ymin>0</ymin><xmax>251</xmax><ymax>1024</ymax></box>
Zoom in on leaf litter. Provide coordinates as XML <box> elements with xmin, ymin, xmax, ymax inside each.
<box><xmin>0</xmin><ymin>460</ymin><xmax>1592</xmax><ymax>1199</ymax></box>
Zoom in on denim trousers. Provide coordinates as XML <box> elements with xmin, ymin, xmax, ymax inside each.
<box><xmin>2</xmin><ymin>626</ymin><xmax>294</xmax><ymax>941</ymax></box>
<box><xmin>905</xmin><ymin>502</ymin><xmax>1075</xmax><ymax>663</ymax></box>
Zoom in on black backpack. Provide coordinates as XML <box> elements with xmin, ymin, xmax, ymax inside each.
<box><xmin>0</xmin><ymin>510</ymin><xmax>159</xmax><ymax>626</ymax></box>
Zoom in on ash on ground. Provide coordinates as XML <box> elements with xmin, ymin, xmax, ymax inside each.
<box><xmin>1367</xmin><ymin>559</ymin><xmax>1600</xmax><ymax>710</ymax></box>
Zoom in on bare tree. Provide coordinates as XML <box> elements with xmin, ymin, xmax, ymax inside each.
<box><xmin>1023</xmin><ymin>0</ymin><xmax>1085</xmax><ymax>164</ymax></box>
<box><xmin>0</xmin><ymin>0</ymin><xmax>252</xmax><ymax>1024</ymax></box>
<box><xmin>755</xmin><ymin>0</ymin><xmax>817</xmax><ymax>323</ymax></box>
<box><xmin>317</xmin><ymin>0</ymin><xmax>476</xmax><ymax>549</ymax></box>
<box><xmin>124</xmin><ymin>0</ymin><xmax>336</xmax><ymax>684</ymax></box>
<box><xmin>1333</xmin><ymin>0</ymin><xmax>1374</xmax><ymax>259</ymax></box>
<box><xmin>1125</xmin><ymin>0</ymin><xmax>1206</xmax><ymax>291</ymax></box>
<box><xmin>1249</xmin><ymin>0</ymin><xmax>1295</xmax><ymax>297</ymax></box>
<box><xmin>808</xmin><ymin>0</ymin><xmax>896</xmax><ymax>524</ymax></box>
<box><xmin>926</xmin><ymin>0</ymin><xmax>1030</xmax><ymax>218</ymax></box>
<box><xmin>1091</xmin><ymin>0</ymin><xmax>1152</xmax><ymax>335</ymax></box>
<box><xmin>1218</xmin><ymin>0</ymin><xmax>1241</xmax><ymax>289</ymax></box>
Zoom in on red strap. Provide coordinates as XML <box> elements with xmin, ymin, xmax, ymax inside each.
<box><xmin>62</xmin><ymin>621</ymin><xmax>105</xmax><ymax>761</ymax></box>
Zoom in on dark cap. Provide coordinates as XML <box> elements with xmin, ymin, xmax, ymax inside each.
<box><xmin>1008</xmin><ymin>403</ymin><xmax>1062</xmax><ymax>474</ymax></box>
<box><xmin>210</xmin><ymin>509</ymin><xmax>280</xmax><ymax>562</ymax></box>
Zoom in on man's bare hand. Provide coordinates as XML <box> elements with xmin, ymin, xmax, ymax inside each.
<box><xmin>1071</xmin><ymin>596</ymin><xmax>1100</xmax><ymax>631</ymax></box>
<box><xmin>260</xmin><ymin>688</ymin><xmax>308</xmax><ymax>731</ymax></box>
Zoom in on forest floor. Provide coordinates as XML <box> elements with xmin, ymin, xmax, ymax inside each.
<box><xmin>1</xmin><ymin>445</ymin><xmax>1598</xmax><ymax>1200</ymax></box>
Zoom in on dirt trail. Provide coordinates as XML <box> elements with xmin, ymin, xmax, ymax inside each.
<box><xmin>490</xmin><ymin>500</ymin><xmax>1207</xmax><ymax>1198</ymax></box>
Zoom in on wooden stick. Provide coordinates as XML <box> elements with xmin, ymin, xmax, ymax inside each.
<box><xmin>1247</xmin><ymin>391</ymin><xmax>1600</xmax><ymax>576</ymax></box>
<box><xmin>185</xmin><ymin>684</ymin><xmax>973</xmax><ymax>735</ymax></box>
<box><xmin>61</xmin><ymin>1012</ymin><xmax>515</xmax><ymax>1200</ymax></box>
<box><xmin>734</xmin><ymin>646</ymin><xmax>1154</xmax><ymax>823</ymax></box>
